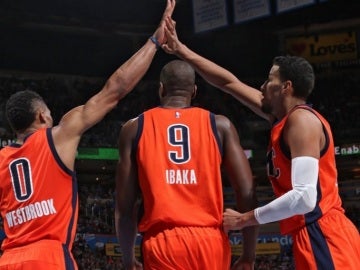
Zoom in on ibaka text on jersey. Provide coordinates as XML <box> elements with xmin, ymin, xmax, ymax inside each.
<box><xmin>5</xmin><ymin>198</ymin><xmax>57</xmax><ymax>228</ymax></box>
<box><xmin>165</xmin><ymin>169</ymin><xmax>197</xmax><ymax>184</ymax></box>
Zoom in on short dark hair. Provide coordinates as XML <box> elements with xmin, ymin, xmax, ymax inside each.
<box><xmin>5</xmin><ymin>90</ymin><xmax>45</xmax><ymax>133</ymax></box>
<box><xmin>273</xmin><ymin>56</ymin><xmax>315</xmax><ymax>99</ymax></box>
<box><xmin>160</xmin><ymin>60</ymin><xmax>195</xmax><ymax>92</ymax></box>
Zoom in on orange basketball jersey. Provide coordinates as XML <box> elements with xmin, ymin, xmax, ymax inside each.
<box><xmin>136</xmin><ymin>107</ymin><xmax>223</xmax><ymax>232</ymax></box>
<box><xmin>266</xmin><ymin>104</ymin><xmax>344</xmax><ymax>234</ymax></box>
<box><xmin>0</xmin><ymin>128</ymin><xmax>78</xmax><ymax>267</ymax></box>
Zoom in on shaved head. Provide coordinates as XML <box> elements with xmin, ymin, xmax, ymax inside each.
<box><xmin>160</xmin><ymin>60</ymin><xmax>195</xmax><ymax>94</ymax></box>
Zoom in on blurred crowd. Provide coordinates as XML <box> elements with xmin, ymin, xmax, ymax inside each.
<box><xmin>0</xmin><ymin>70</ymin><xmax>359</xmax><ymax>269</ymax></box>
<box><xmin>0</xmin><ymin>70</ymin><xmax>359</xmax><ymax>147</ymax></box>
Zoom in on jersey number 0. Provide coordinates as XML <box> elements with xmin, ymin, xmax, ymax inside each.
<box><xmin>9</xmin><ymin>158</ymin><xmax>34</xmax><ymax>202</ymax></box>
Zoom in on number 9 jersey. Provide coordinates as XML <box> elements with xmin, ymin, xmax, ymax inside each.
<box><xmin>135</xmin><ymin>106</ymin><xmax>224</xmax><ymax>233</ymax></box>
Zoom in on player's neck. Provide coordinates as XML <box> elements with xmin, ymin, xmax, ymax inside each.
<box><xmin>161</xmin><ymin>96</ymin><xmax>191</xmax><ymax>108</ymax></box>
<box><xmin>16</xmin><ymin>127</ymin><xmax>39</xmax><ymax>144</ymax></box>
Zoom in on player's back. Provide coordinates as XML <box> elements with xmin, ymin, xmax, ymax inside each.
<box><xmin>136</xmin><ymin>106</ymin><xmax>224</xmax><ymax>232</ymax></box>
<box><xmin>0</xmin><ymin>128</ymin><xmax>78</xmax><ymax>250</ymax></box>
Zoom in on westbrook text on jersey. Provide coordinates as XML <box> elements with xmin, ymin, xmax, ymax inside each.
<box><xmin>5</xmin><ymin>198</ymin><xmax>57</xmax><ymax>227</ymax></box>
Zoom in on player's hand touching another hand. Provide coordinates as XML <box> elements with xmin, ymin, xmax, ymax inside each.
<box><xmin>223</xmin><ymin>208</ymin><xmax>258</xmax><ymax>234</ymax></box>
<box><xmin>162</xmin><ymin>17</ymin><xmax>182</xmax><ymax>53</ymax></box>
<box><xmin>152</xmin><ymin>0</ymin><xmax>176</xmax><ymax>47</ymax></box>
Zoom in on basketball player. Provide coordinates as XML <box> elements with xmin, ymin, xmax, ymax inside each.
<box><xmin>0</xmin><ymin>1</ymin><xmax>175</xmax><ymax>269</ymax></box>
<box><xmin>115</xmin><ymin>60</ymin><xmax>258</xmax><ymax>270</ymax></box>
<box><xmin>162</xmin><ymin>17</ymin><xmax>360</xmax><ymax>269</ymax></box>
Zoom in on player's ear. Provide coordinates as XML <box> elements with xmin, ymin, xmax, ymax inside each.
<box><xmin>38</xmin><ymin>109</ymin><xmax>47</xmax><ymax>124</ymax></box>
<box><xmin>281</xmin><ymin>80</ymin><xmax>292</xmax><ymax>95</ymax></box>
<box><xmin>159</xmin><ymin>82</ymin><xmax>167</xmax><ymax>98</ymax></box>
<box><xmin>191</xmin><ymin>85</ymin><xmax>197</xmax><ymax>99</ymax></box>
<box><xmin>159</xmin><ymin>82</ymin><xmax>166</xmax><ymax>98</ymax></box>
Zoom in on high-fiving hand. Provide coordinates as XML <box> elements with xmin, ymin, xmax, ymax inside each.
<box><xmin>152</xmin><ymin>0</ymin><xmax>177</xmax><ymax>47</ymax></box>
<box><xmin>162</xmin><ymin>16</ymin><xmax>182</xmax><ymax>54</ymax></box>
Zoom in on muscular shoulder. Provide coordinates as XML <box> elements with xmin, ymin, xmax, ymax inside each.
<box><xmin>118</xmin><ymin>117</ymin><xmax>139</xmax><ymax>145</ymax></box>
<box><xmin>122</xmin><ymin>117</ymin><xmax>139</xmax><ymax>130</ymax></box>
<box><xmin>214</xmin><ymin>114</ymin><xmax>240</xmax><ymax>145</ymax></box>
<box><xmin>286</xmin><ymin>108</ymin><xmax>322</xmax><ymax>131</ymax></box>
<box><xmin>284</xmin><ymin>108</ymin><xmax>324</xmax><ymax>158</ymax></box>
<box><xmin>214</xmin><ymin>114</ymin><xmax>232</xmax><ymax>130</ymax></box>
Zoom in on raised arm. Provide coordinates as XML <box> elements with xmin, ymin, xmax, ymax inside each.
<box><xmin>215</xmin><ymin>115</ymin><xmax>259</xmax><ymax>269</ymax></box>
<box><xmin>52</xmin><ymin>0</ymin><xmax>176</xmax><ymax>169</ymax></box>
<box><xmin>163</xmin><ymin>18</ymin><xmax>270</xmax><ymax>122</ymax></box>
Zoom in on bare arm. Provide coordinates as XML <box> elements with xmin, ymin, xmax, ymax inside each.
<box><xmin>224</xmin><ymin>109</ymin><xmax>323</xmax><ymax>231</ymax></box>
<box><xmin>284</xmin><ymin>109</ymin><xmax>324</xmax><ymax>159</ymax></box>
<box><xmin>115</xmin><ymin>118</ymin><xmax>142</xmax><ymax>269</ymax></box>
<box><xmin>163</xmin><ymin>18</ymin><xmax>270</xmax><ymax>122</ymax></box>
<box><xmin>52</xmin><ymin>0</ymin><xmax>176</xmax><ymax>169</ymax></box>
<box><xmin>215</xmin><ymin>115</ymin><xmax>259</xmax><ymax>268</ymax></box>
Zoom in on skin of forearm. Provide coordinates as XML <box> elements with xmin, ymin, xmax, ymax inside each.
<box><xmin>117</xmin><ymin>216</ymin><xmax>138</xmax><ymax>266</ymax></box>
<box><xmin>241</xmin><ymin>225</ymin><xmax>259</xmax><ymax>261</ymax></box>
<box><xmin>237</xmin><ymin>194</ymin><xmax>259</xmax><ymax>261</ymax></box>
<box><xmin>105</xmin><ymin>40</ymin><xmax>158</xmax><ymax>100</ymax></box>
<box><xmin>174</xmin><ymin>44</ymin><xmax>239</xmax><ymax>90</ymax></box>
<box><xmin>174</xmin><ymin>43</ymin><xmax>268</xmax><ymax>120</ymax></box>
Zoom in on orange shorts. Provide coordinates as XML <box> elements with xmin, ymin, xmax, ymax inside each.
<box><xmin>142</xmin><ymin>226</ymin><xmax>231</xmax><ymax>270</ymax></box>
<box><xmin>292</xmin><ymin>211</ymin><xmax>360</xmax><ymax>270</ymax></box>
<box><xmin>0</xmin><ymin>239</ymin><xmax>77</xmax><ymax>270</ymax></box>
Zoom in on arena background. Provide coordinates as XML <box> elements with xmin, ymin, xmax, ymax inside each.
<box><xmin>0</xmin><ymin>0</ymin><xmax>359</xmax><ymax>269</ymax></box>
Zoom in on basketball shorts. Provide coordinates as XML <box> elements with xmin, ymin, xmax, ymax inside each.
<box><xmin>0</xmin><ymin>239</ymin><xmax>77</xmax><ymax>270</ymax></box>
<box><xmin>292</xmin><ymin>210</ymin><xmax>360</xmax><ymax>270</ymax></box>
<box><xmin>142</xmin><ymin>226</ymin><xmax>231</xmax><ymax>270</ymax></box>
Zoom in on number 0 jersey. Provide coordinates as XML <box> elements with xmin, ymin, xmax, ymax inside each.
<box><xmin>135</xmin><ymin>107</ymin><xmax>223</xmax><ymax>232</ymax></box>
<box><xmin>0</xmin><ymin>128</ymin><xmax>78</xmax><ymax>251</ymax></box>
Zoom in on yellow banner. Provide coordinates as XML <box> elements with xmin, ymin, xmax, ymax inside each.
<box><xmin>105</xmin><ymin>243</ymin><xmax>141</xmax><ymax>257</ymax></box>
<box><xmin>106</xmin><ymin>242</ymin><xmax>281</xmax><ymax>257</ymax></box>
<box><xmin>231</xmin><ymin>242</ymin><xmax>281</xmax><ymax>255</ymax></box>
<box><xmin>285</xmin><ymin>31</ymin><xmax>357</xmax><ymax>63</ymax></box>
